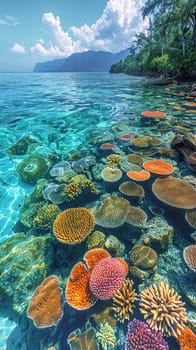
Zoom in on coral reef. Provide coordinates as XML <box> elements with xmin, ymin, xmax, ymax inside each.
<box><xmin>152</xmin><ymin>176</ymin><xmax>196</xmax><ymax>209</ymax></box>
<box><xmin>96</xmin><ymin>322</ymin><xmax>116</xmax><ymax>350</ymax></box>
<box><xmin>177</xmin><ymin>326</ymin><xmax>196</xmax><ymax>350</ymax></box>
<box><xmin>53</xmin><ymin>207</ymin><xmax>95</xmax><ymax>244</ymax></box>
<box><xmin>101</xmin><ymin>166</ymin><xmax>122</xmax><ymax>182</ymax></box>
<box><xmin>126</xmin><ymin>169</ymin><xmax>151</xmax><ymax>181</ymax></box>
<box><xmin>139</xmin><ymin>281</ymin><xmax>188</xmax><ymax>337</ymax></box>
<box><xmin>183</xmin><ymin>245</ymin><xmax>196</xmax><ymax>272</ymax></box>
<box><xmin>86</xmin><ymin>230</ymin><xmax>106</xmax><ymax>250</ymax></box>
<box><xmin>112</xmin><ymin>279</ymin><xmax>137</xmax><ymax>323</ymax></box>
<box><xmin>65</xmin><ymin>261</ymin><xmax>96</xmax><ymax>310</ymax></box>
<box><xmin>27</xmin><ymin>275</ymin><xmax>63</xmax><ymax>328</ymax></box>
<box><xmin>138</xmin><ymin>216</ymin><xmax>174</xmax><ymax>250</ymax></box>
<box><xmin>125</xmin><ymin>318</ymin><xmax>169</xmax><ymax>350</ymax></box>
<box><xmin>89</xmin><ymin>256</ymin><xmax>127</xmax><ymax>300</ymax></box>
<box><xmin>33</xmin><ymin>204</ymin><xmax>61</xmax><ymax>232</ymax></box>
<box><xmin>17</xmin><ymin>153</ymin><xmax>52</xmax><ymax>184</ymax></box>
<box><xmin>6</xmin><ymin>136</ymin><xmax>39</xmax><ymax>156</ymax></box>
<box><xmin>67</xmin><ymin>324</ymin><xmax>99</xmax><ymax>350</ymax></box>
<box><xmin>125</xmin><ymin>206</ymin><xmax>148</xmax><ymax>227</ymax></box>
<box><xmin>106</xmin><ymin>154</ymin><xmax>122</xmax><ymax>168</ymax></box>
<box><xmin>94</xmin><ymin>196</ymin><xmax>130</xmax><ymax>228</ymax></box>
<box><xmin>0</xmin><ymin>232</ymin><xmax>53</xmax><ymax>312</ymax></box>
<box><xmin>104</xmin><ymin>234</ymin><xmax>125</xmax><ymax>256</ymax></box>
<box><xmin>143</xmin><ymin>159</ymin><xmax>174</xmax><ymax>175</ymax></box>
<box><xmin>129</xmin><ymin>244</ymin><xmax>158</xmax><ymax>270</ymax></box>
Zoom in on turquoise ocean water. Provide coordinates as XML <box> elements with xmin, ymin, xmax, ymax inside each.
<box><xmin>0</xmin><ymin>72</ymin><xmax>195</xmax><ymax>349</ymax></box>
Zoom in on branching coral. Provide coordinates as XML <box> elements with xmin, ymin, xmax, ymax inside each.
<box><xmin>64</xmin><ymin>176</ymin><xmax>98</xmax><ymax>201</ymax></box>
<box><xmin>106</xmin><ymin>154</ymin><xmax>122</xmax><ymax>168</ymax></box>
<box><xmin>112</xmin><ymin>279</ymin><xmax>137</xmax><ymax>323</ymax></box>
<box><xmin>96</xmin><ymin>322</ymin><xmax>116</xmax><ymax>350</ymax></box>
<box><xmin>139</xmin><ymin>282</ymin><xmax>188</xmax><ymax>337</ymax></box>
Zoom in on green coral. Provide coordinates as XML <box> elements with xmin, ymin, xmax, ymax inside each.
<box><xmin>96</xmin><ymin>322</ymin><xmax>116</xmax><ymax>350</ymax></box>
<box><xmin>33</xmin><ymin>204</ymin><xmax>61</xmax><ymax>231</ymax></box>
<box><xmin>17</xmin><ymin>153</ymin><xmax>52</xmax><ymax>184</ymax></box>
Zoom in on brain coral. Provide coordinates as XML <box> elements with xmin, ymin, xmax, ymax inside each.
<box><xmin>152</xmin><ymin>176</ymin><xmax>196</xmax><ymax>209</ymax></box>
<box><xmin>53</xmin><ymin>207</ymin><xmax>95</xmax><ymax>244</ymax></box>
<box><xmin>27</xmin><ymin>275</ymin><xmax>63</xmax><ymax>328</ymax></box>
<box><xmin>94</xmin><ymin>196</ymin><xmax>130</xmax><ymax>228</ymax></box>
<box><xmin>89</xmin><ymin>257</ymin><xmax>127</xmax><ymax>300</ymax></box>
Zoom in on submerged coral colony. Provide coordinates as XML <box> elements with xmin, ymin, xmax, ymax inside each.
<box><xmin>3</xmin><ymin>84</ymin><xmax>196</xmax><ymax>350</ymax></box>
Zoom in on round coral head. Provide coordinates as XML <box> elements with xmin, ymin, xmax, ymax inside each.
<box><xmin>27</xmin><ymin>275</ymin><xmax>63</xmax><ymax>328</ymax></box>
<box><xmin>127</xmin><ymin>169</ymin><xmax>151</xmax><ymax>181</ymax></box>
<box><xmin>183</xmin><ymin>245</ymin><xmax>196</xmax><ymax>272</ymax></box>
<box><xmin>152</xmin><ymin>176</ymin><xmax>196</xmax><ymax>209</ymax></box>
<box><xmin>89</xmin><ymin>257</ymin><xmax>126</xmax><ymax>300</ymax></box>
<box><xmin>143</xmin><ymin>159</ymin><xmax>174</xmax><ymax>175</ymax></box>
<box><xmin>141</xmin><ymin>111</ymin><xmax>166</xmax><ymax>118</ymax></box>
<box><xmin>53</xmin><ymin>207</ymin><xmax>95</xmax><ymax>244</ymax></box>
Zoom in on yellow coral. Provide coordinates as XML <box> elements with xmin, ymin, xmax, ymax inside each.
<box><xmin>106</xmin><ymin>154</ymin><xmax>122</xmax><ymax>168</ymax></box>
<box><xmin>96</xmin><ymin>322</ymin><xmax>116</xmax><ymax>350</ymax></box>
<box><xmin>64</xmin><ymin>175</ymin><xmax>98</xmax><ymax>201</ymax></box>
<box><xmin>112</xmin><ymin>279</ymin><xmax>137</xmax><ymax>323</ymax></box>
<box><xmin>139</xmin><ymin>281</ymin><xmax>188</xmax><ymax>337</ymax></box>
<box><xmin>33</xmin><ymin>204</ymin><xmax>61</xmax><ymax>231</ymax></box>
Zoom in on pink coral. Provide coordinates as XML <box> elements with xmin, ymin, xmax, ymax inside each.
<box><xmin>125</xmin><ymin>318</ymin><xmax>169</xmax><ymax>350</ymax></box>
<box><xmin>89</xmin><ymin>257</ymin><xmax>126</xmax><ymax>300</ymax></box>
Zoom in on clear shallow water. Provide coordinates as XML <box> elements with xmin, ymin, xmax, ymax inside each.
<box><xmin>0</xmin><ymin>72</ymin><xmax>195</xmax><ymax>349</ymax></box>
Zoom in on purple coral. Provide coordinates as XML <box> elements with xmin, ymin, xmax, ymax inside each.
<box><xmin>125</xmin><ymin>318</ymin><xmax>169</xmax><ymax>350</ymax></box>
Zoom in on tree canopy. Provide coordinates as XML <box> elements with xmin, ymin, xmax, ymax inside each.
<box><xmin>110</xmin><ymin>0</ymin><xmax>196</xmax><ymax>79</ymax></box>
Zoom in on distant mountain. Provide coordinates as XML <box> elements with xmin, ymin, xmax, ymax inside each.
<box><xmin>33</xmin><ymin>49</ymin><xmax>129</xmax><ymax>72</ymax></box>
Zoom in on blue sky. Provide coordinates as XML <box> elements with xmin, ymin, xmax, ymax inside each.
<box><xmin>0</xmin><ymin>0</ymin><xmax>147</xmax><ymax>72</ymax></box>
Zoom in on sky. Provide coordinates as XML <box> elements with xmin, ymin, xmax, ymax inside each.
<box><xmin>0</xmin><ymin>0</ymin><xmax>148</xmax><ymax>72</ymax></box>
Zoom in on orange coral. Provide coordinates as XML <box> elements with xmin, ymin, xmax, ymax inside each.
<box><xmin>143</xmin><ymin>159</ymin><xmax>174</xmax><ymax>175</ymax></box>
<box><xmin>84</xmin><ymin>248</ymin><xmax>111</xmax><ymax>270</ymax></box>
<box><xmin>177</xmin><ymin>326</ymin><xmax>196</xmax><ymax>350</ymax></box>
<box><xmin>152</xmin><ymin>176</ymin><xmax>196</xmax><ymax>209</ymax></box>
<box><xmin>53</xmin><ymin>207</ymin><xmax>95</xmax><ymax>244</ymax></box>
<box><xmin>127</xmin><ymin>169</ymin><xmax>151</xmax><ymax>181</ymax></box>
<box><xmin>65</xmin><ymin>261</ymin><xmax>96</xmax><ymax>310</ymax></box>
<box><xmin>115</xmin><ymin>257</ymin><xmax>129</xmax><ymax>275</ymax></box>
<box><xmin>141</xmin><ymin>111</ymin><xmax>166</xmax><ymax>118</ymax></box>
<box><xmin>27</xmin><ymin>275</ymin><xmax>63</xmax><ymax>328</ymax></box>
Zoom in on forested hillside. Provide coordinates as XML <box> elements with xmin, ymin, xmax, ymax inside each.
<box><xmin>110</xmin><ymin>0</ymin><xmax>196</xmax><ymax>79</ymax></box>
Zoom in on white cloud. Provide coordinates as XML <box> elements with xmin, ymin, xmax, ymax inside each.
<box><xmin>0</xmin><ymin>15</ymin><xmax>18</xmax><ymax>26</ymax></box>
<box><xmin>10</xmin><ymin>43</ymin><xmax>26</xmax><ymax>54</ymax></box>
<box><xmin>31</xmin><ymin>0</ymin><xmax>148</xmax><ymax>59</ymax></box>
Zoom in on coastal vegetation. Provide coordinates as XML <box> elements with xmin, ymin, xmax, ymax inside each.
<box><xmin>110</xmin><ymin>0</ymin><xmax>196</xmax><ymax>79</ymax></box>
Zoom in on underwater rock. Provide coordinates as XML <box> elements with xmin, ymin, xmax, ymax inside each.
<box><xmin>17</xmin><ymin>153</ymin><xmax>52</xmax><ymax>184</ymax></box>
<box><xmin>138</xmin><ymin>216</ymin><xmax>174</xmax><ymax>250</ymax></box>
<box><xmin>6</xmin><ymin>136</ymin><xmax>39</xmax><ymax>156</ymax></box>
<box><xmin>86</xmin><ymin>230</ymin><xmax>106</xmax><ymax>250</ymax></box>
<box><xmin>0</xmin><ymin>232</ymin><xmax>54</xmax><ymax>313</ymax></box>
<box><xmin>104</xmin><ymin>234</ymin><xmax>125</xmax><ymax>256</ymax></box>
<box><xmin>129</xmin><ymin>244</ymin><xmax>158</xmax><ymax>270</ymax></box>
<box><xmin>171</xmin><ymin>133</ymin><xmax>196</xmax><ymax>172</ymax></box>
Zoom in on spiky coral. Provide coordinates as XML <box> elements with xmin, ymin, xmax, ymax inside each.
<box><xmin>33</xmin><ymin>204</ymin><xmax>61</xmax><ymax>231</ymax></box>
<box><xmin>96</xmin><ymin>322</ymin><xmax>116</xmax><ymax>350</ymax></box>
<box><xmin>106</xmin><ymin>154</ymin><xmax>122</xmax><ymax>168</ymax></box>
<box><xmin>112</xmin><ymin>279</ymin><xmax>137</xmax><ymax>323</ymax></box>
<box><xmin>139</xmin><ymin>282</ymin><xmax>188</xmax><ymax>337</ymax></box>
<box><xmin>64</xmin><ymin>176</ymin><xmax>98</xmax><ymax>201</ymax></box>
